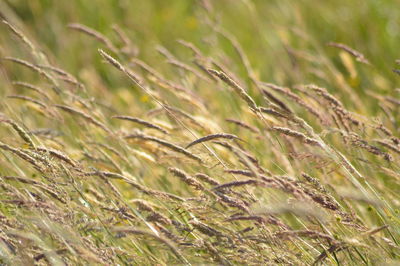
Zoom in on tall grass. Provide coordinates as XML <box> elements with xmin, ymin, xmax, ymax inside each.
<box><xmin>0</xmin><ymin>0</ymin><xmax>399</xmax><ymax>265</ymax></box>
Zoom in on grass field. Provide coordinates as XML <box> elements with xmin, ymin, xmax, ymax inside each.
<box><xmin>0</xmin><ymin>0</ymin><xmax>399</xmax><ymax>265</ymax></box>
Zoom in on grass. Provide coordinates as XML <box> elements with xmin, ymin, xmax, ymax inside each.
<box><xmin>0</xmin><ymin>0</ymin><xmax>399</xmax><ymax>264</ymax></box>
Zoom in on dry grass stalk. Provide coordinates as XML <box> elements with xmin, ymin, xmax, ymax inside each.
<box><xmin>167</xmin><ymin>59</ymin><xmax>209</xmax><ymax>82</ymax></box>
<box><xmin>36</xmin><ymin>64</ymin><xmax>74</xmax><ymax>79</ymax></box>
<box><xmin>99</xmin><ymin>49</ymin><xmax>144</xmax><ymax>86</ymax></box>
<box><xmin>87</xmin><ymin>141</ymin><xmax>125</xmax><ymax>160</ymax></box>
<box><xmin>112</xmin><ymin>227</ymin><xmax>188</xmax><ymax>264</ymax></box>
<box><xmin>225</xmin><ymin>118</ymin><xmax>260</xmax><ymax>133</ymax></box>
<box><xmin>194</xmin><ymin>173</ymin><xmax>220</xmax><ymax>186</ymax></box>
<box><xmin>112</xmin><ymin>115</ymin><xmax>168</xmax><ymax>134</ymax></box>
<box><xmin>186</xmin><ymin>133</ymin><xmax>239</xmax><ymax>148</ymax></box>
<box><xmin>157</xmin><ymin>46</ymin><xmax>209</xmax><ymax>81</ymax></box>
<box><xmin>224</xmin><ymin>169</ymin><xmax>275</xmax><ymax>184</ymax></box>
<box><xmin>68</xmin><ymin>23</ymin><xmax>118</xmax><ymax>53</ymax></box>
<box><xmin>214</xmin><ymin>141</ymin><xmax>266</xmax><ymax>176</ymax></box>
<box><xmin>375</xmin><ymin>139</ymin><xmax>400</xmax><ymax>155</ymax></box>
<box><xmin>2</xmin><ymin>20</ymin><xmax>36</xmax><ymax>54</ymax></box>
<box><xmin>164</xmin><ymin>105</ymin><xmax>206</xmax><ymax>130</ymax></box>
<box><xmin>11</xmin><ymin>81</ymin><xmax>50</xmax><ymax>99</ymax></box>
<box><xmin>0</xmin><ymin>141</ymin><xmax>43</xmax><ymax>172</ymax></box>
<box><xmin>344</xmin><ymin>132</ymin><xmax>392</xmax><ymax>161</ymax></box>
<box><xmin>214</xmin><ymin>191</ymin><xmax>249</xmax><ymax>213</ymax></box>
<box><xmin>84</xmin><ymin>171</ymin><xmax>185</xmax><ymax>201</ymax></box>
<box><xmin>215</xmin><ymin>27</ymin><xmax>258</xmax><ymax>86</ymax></box>
<box><xmin>203</xmin><ymin>241</ymin><xmax>232</xmax><ymax>266</ymax></box>
<box><xmin>335</xmin><ymin>151</ymin><xmax>364</xmax><ymax>179</ymax></box>
<box><xmin>308</xmin><ymin>84</ymin><xmax>360</xmax><ymax>128</ymax></box>
<box><xmin>260</xmin><ymin>83</ymin><xmax>324</xmax><ymax>123</ymax></box>
<box><xmin>208</xmin><ymin>69</ymin><xmax>258</xmax><ymax>112</ymax></box>
<box><xmin>261</xmin><ymin>88</ymin><xmax>292</xmax><ymax>113</ymax></box>
<box><xmin>130</xmin><ymin>58</ymin><xmax>163</xmax><ymax>81</ymax></box>
<box><xmin>301</xmin><ymin>173</ymin><xmax>327</xmax><ymax>193</ymax></box>
<box><xmin>1</xmin><ymin>175</ymin><xmax>41</xmax><ymax>185</ymax></box>
<box><xmin>36</xmin><ymin>147</ymin><xmax>77</xmax><ymax>167</ymax></box>
<box><xmin>224</xmin><ymin>169</ymin><xmax>254</xmax><ymax>177</ymax></box>
<box><xmin>213</xmin><ymin>179</ymin><xmax>259</xmax><ymax>190</ymax></box>
<box><xmin>327</xmin><ymin>42</ymin><xmax>370</xmax><ymax>64</ymax></box>
<box><xmin>54</xmin><ymin>104</ymin><xmax>112</xmax><ymax>134</ymax></box>
<box><xmin>36</xmin><ymin>64</ymin><xmax>83</xmax><ymax>88</ymax></box>
<box><xmin>7</xmin><ymin>95</ymin><xmax>46</xmax><ymax>108</ymax></box>
<box><xmin>259</xmin><ymin>107</ymin><xmax>289</xmax><ymax>119</ymax></box>
<box><xmin>125</xmin><ymin>133</ymin><xmax>202</xmax><ymax>163</ymax></box>
<box><xmin>112</xmin><ymin>24</ymin><xmax>138</xmax><ymax>56</ymax></box>
<box><xmin>190</xmin><ymin>220</ymin><xmax>224</xmax><ymax>237</ymax></box>
<box><xmin>363</xmin><ymin>225</ymin><xmax>389</xmax><ymax>236</ymax></box>
<box><xmin>111</xmin><ymin>24</ymin><xmax>130</xmax><ymax>46</ymax></box>
<box><xmin>384</xmin><ymin>96</ymin><xmax>400</xmax><ymax>106</ymax></box>
<box><xmin>272</xmin><ymin>127</ymin><xmax>322</xmax><ymax>147</ymax></box>
<box><xmin>193</xmin><ymin>58</ymin><xmax>219</xmax><ymax>82</ymax></box>
<box><xmin>3</xmin><ymin>57</ymin><xmax>58</xmax><ymax>86</ymax></box>
<box><xmin>169</xmin><ymin>167</ymin><xmax>204</xmax><ymax>190</ymax></box>
<box><xmin>177</xmin><ymin>39</ymin><xmax>202</xmax><ymax>57</ymax></box>
<box><xmin>2</xmin><ymin>119</ymin><xmax>36</xmax><ymax>148</ymax></box>
<box><xmin>131</xmin><ymin>200</ymin><xmax>171</xmax><ymax>225</ymax></box>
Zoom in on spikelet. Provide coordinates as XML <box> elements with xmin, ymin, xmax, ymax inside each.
<box><xmin>3</xmin><ymin>57</ymin><xmax>58</xmax><ymax>87</ymax></box>
<box><xmin>167</xmin><ymin>59</ymin><xmax>209</xmax><ymax>82</ymax></box>
<box><xmin>272</xmin><ymin>127</ymin><xmax>322</xmax><ymax>147</ymax></box>
<box><xmin>112</xmin><ymin>24</ymin><xmax>138</xmax><ymax>56</ymax></box>
<box><xmin>327</xmin><ymin>42</ymin><xmax>370</xmax><ymax>64</ymax></box>
<box><xmin>342</xmin><ymin>132</ymin><xmax>392</xmax><ymax>161</ymax></box>
<box><xmin>68</xmin><ymin>23</ymin><xmax>118</xmax><ymax>53</ymax></box>
<box><xmin>213</xmin><ymin>179</ymin><xmax>259</xmax><ymax>190</ymax></box>
<box><xmin>125</xmin><ymin>133</ymin><xmax>202</xmax><ymax>163</ymax></box>
<box><xmin>189</xmin><ymin>220</ymin><xmax>224</xmax><ymax>237</ymax></box>
<box><xmin>169</xmin><ymin>167</ymin><xmax>204</xmax><ymax>190</ymax></box>
<box><xmin>194</xmin><ymin>173</ymin><xmax>220</xmax><ymax>186</ymax></box>
<box><xmin>0</xmin><ymin>141</ymin><xmax>43</xmax><ymax>172</ymax></box>
<box><xmin>1</xmin><ymin>175</ymin><xmax>41</xmax><ymax>185</ymax></box>
<box><xmin>112</xmin><ymin>115</ymin><xmax>168</xmax><ymax>134</ymax></box>
<box><xmin>259</xmin><ymin>107</ymin><xmax>288</xmax><ymax>119</ymax></box>
<box><xmin>375</xmin><ymin>139</ymin><xmax>400</xmax><ymax>155</ymax></box>
<box><xmin>86</xmin><ymin>170</ymin><xmax>184</xmax><ymax>201</ymax></box>
<box><xmin>214</xmin><ymin>191</ymin><xmax>249</xmax><ymax>213</ymax></box>
<box><xmin>261</xmin><ymin>88</ymin><xmax>292</xmax><ymax>113</ymax></box>
<box><xmin>176</xmin><ymin>39</ymin><xmax>202</xmax><ymax>57</ymax></box>
<box><xmin>7</xmin><ymin>95</ymin><xmax>46</xmax><ymax>108</ymax></box>
<box><xmin>208</xmin><ymin>69</ymin><xmax>258</xmax><ymax>112</ymax></box>
<box><xmin>164</xmin><ymin>105</ymin><xmax>206</xmax><ymax>130</ymax></box>
<box><xmin>36</xmin><ymin>147</ymin><xmax>77</xmax><ymax>167</ymax></box>
<box><xmin>260</xmin><ymin>83</ymin><xmax>324</xmax><ymax>123</ymax></box>
<box><xmin>2</xmin><ymin>119</ymin><xmax>36</xmax><ymax>149</ymax></box>
<box><xmin>130</xmin><ymin>58</ymin><xmax>163</xmax><ymax>80</ymax></box>
<box><xmin>131</xmin><ymin>199</ymin><xmax>171</xmax><ymax>225</ymax></box>
<box><xmin>307</xmin><ymin>84</ymin><xmax>360</xmax><ymax>128</ymax></box>
<box><xmin>2</xmin><ymin>20</ymin><xmax>35</xmax><ymax>53</ymax></box>
<box><xmin>54</xmin><ymin>104</ymin><xmax>112</xmax><ymax>134</ymax></box>
<box><xmin>186</xmin><ymin>133</ymin><xmax>239</xmax><ymax>148</ymax></box>
<box><xmin>12</xmin><ymin>81</ymin><xmax>50</xmax><ymax>99</ymax></box>
<box><xmin>225</xmin><ymin>118</ymin><xmax>260</xmax><ymax>133</ymax></box>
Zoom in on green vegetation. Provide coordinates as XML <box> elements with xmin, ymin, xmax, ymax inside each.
<box><xmin>0</xmin><ymin>0</ymin><xmax>399</xmax><ymax>264</ymax></box>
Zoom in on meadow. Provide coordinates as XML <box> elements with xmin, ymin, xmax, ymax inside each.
<box><xmin>0</xmin><ymin>0</ymin><xmax>399</xmax><ymax>264</ymax></box>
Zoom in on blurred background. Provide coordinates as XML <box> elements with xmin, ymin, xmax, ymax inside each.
<box><xmin>1</xmin><ymin>0</ymin><xmax>399</xmax><ymax>102</ymax></box>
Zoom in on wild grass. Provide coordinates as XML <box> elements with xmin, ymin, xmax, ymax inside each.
<box><xmin>0</xmin><ymin>0</ymin><xmax>399</xmax><ymax>265</ymax></box>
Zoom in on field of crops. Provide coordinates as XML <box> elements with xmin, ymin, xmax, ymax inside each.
<box><xmin>0</xmin><ymin>0</ymin><xmax>399</xmax><ymax>265</ymax></box>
